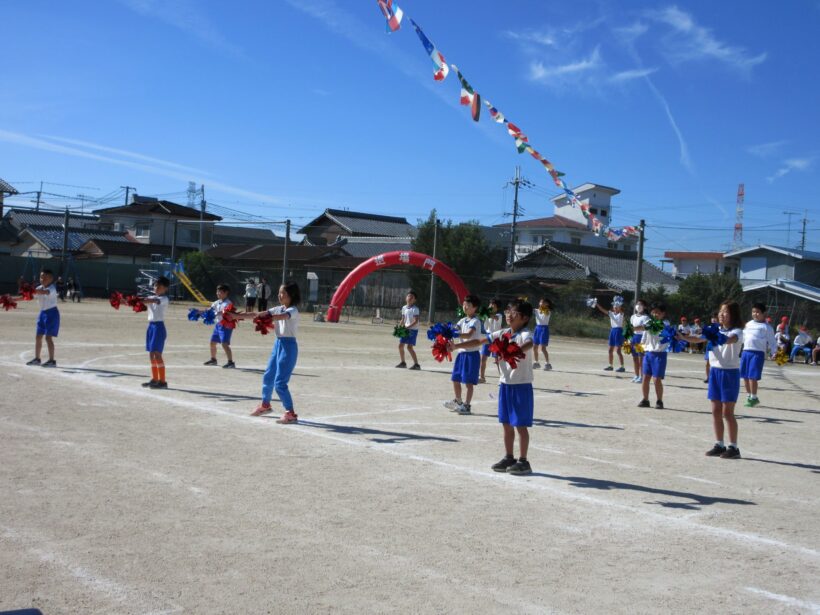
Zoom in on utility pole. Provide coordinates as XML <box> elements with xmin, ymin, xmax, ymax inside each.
<box><xmin>60</xmin><ymin>208</ymin><xmax>70</xmax><ymax>276</ymax></box>
<box><xmin>634</xmin><ymin>219</ymin><xmax>646</xmax><ymax>300</ymax></box>
<box><xmin>77</xmin><ymin>194</ymin><xmax>89</xmax><ymax>218</ymax></box>
<box><xmin>199</xmin><ymin>184</ymin><xmax>206</xmax><ymax>252</ymax></box>
<box><xmin>783</xmin><ymin>210</ymin><xmax>800</xmax><ymax>248</ymax></box>
<box><xmin>508</xmin><ymin>166</ymin><xmax>523</xmax><ymax>272</ymax></box>
<box><xmin>799</xmin><ymin>209</ymin><xmax>808</xmax><ymax>252</ymax></box>
<box><xmin>428</xmin><ymin>216</ymin><xmax>439</xmax><ymax>323</ymax></box>
<box><xmin>281</xmin><ymin>219</ymin><xmax>290</xmax><ymax>285</ymax></box>
<box><xmin>120</xmin><ymin>186</ymin><xmax>136</xmax><ymax>206</ymax></box>
<box><xmin>35</xmin><ymin>181</ymin><xmax>43</xmax><ymax>211</ymax></box>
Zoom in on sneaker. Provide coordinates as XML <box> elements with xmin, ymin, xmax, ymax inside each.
<box><xmin>655</xmin><ymin>400</ymin><xmax>664</xmax><ymax>409</ymax></box>
<box><xmin>478</xmin><ymin>377</ymin><xmax>486</xmax><ymax>384</ymax></box>
<box><xmin>743</xmin><ymin>398</ymin><xmax>754</xmax><ymax>407</ymax></box>
<box><xmin>544</xmin><ymin>363</ymin><xmax>552</xmax><ymax>371</ymax></box>
<box><xmin>457</xmin><ymin>403</ymin><xmax>472</xmax><ymax>415</ymax></box>
<box><xmin>491</xmin><ymin>456</ymin><xmax>517</xmax><ymax>472</ymax></box>
<box><xmin>149</xmin><ymin>381</ymin><xmax>168</xmax><ymax>389</ymax></box>
<box><xmin>395</xmin><ymin>362</ymin><xmax>407</xmax><ymax>368</ymax></box>
<box><xmin>26</xmin><ymin>358</ymin><xmax>41</xmax><ymax>366</ymax></box>
<box><xmin>41</xmin><ymin>360</ymin><xmax>57</xmax><ymax>368</ymax></box>
<box><xmin>222</xmin><ymin>361</ymin><xmax>236</xmax><ymax>369</ymax></box>
<box><xmin>703</xmin><ymin>378</ymin><xmax>709</xmax><ymax>383</ymax></box>
<box><xmin>637</xmin><ymin>399</ymin><xmax>650</xmax><ymax>408</ymax></box>
<box><xmin>444</xmin><ymin>399</ymin><xmax>461</xmax><ymax>410</ymax></box>
<box><xmin>251</xmin><ymin>404</ymin><xmax>273</xmax><ymax>416</ymax></box>
<box><xmin>276</xmin><ymin>411</ymin><xmax>298</xmax><ymax>424</ymax></box>
<box><xmin>141</xmin><ymin>379</ymin><xmax>158</xmax><ymax>387</ymax></box>
<box><xmin>615</xmin><ymin>366</ymin><xmax>626</xmax><ymax>373</ymax></box>
<box><xmin>533</xmin><ymin>362</ymin><xmax>541</xmax><ymax>369</ymax></box>
<box><xmin>705</xmin><ymin>444</ymin><xmax>726</xmax><ymax>457</ymax></box>
<box><xmin>507</xmin><ymin>459</ymin><xmax>532</xmax><ymax>476</ymax></box>
<box><xmin>747</xmin><ymin>397</ymin><xmax>760</xmax><ymax>407</ymax></box>
<box><xmin>409</xmin><ymin>364</ymin><xmax>421</xmax><ymax>371</ymax></box>
<box><xmin>632</xmin><ymin>376</ymin><xmax>642</xmax><ymax>383</ymax></box>
<box><xmin>204</xmin><ymin>358</ymin><xmax>217</xmax><ymax>366</ymax></box>
<box><xmin>720</xmin><ymin>446</ymin><xmax>741</xmax><ymax>459</ymax></box>
<box><xmin>603</xmin><ymin>365</ymin><xmax>614</xmax><ymax>371</ymax></box>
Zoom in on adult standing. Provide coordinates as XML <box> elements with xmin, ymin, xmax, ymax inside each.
<box><xmin>244</xmin><ymin>278</ymin><xmax>257</xmax><ymax>313</ymax></box>
<box><xmin>257</xmin><ymin>278</ymin><xmax>271</xmax><ymax>312</ymax></box>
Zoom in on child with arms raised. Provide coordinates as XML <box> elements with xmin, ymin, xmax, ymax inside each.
<box><xmin>26</xmin><ymin>268</ymin><xmax>60</xmax><ymax>367</ymax></box>
<box><xmin>142</xmin><ymin>276</ymin><xmax>171</xmax><ymax>389</ymax></box>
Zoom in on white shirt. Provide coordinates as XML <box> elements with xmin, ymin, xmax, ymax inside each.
<box><xmin>708</xmin><ymin>327</ymin><xmax>743</xmax><ymax>369</ymax></box>
<box><xmin>147</xmin><ymin>295</ymin><xmax>169</xmax><ymax>322</ymax></box>
<box><xmin>268</xmin><ymin>305</ymin><xmax>299</xmax><ymax>337</ymax></box>
<box><xmin>641</xmin><ymin>319</ymin><xmax>670</xmax><ymax>352</ymax></box>
<box><xmin>794</xmin><ymin>331</ymin><xmax>813</xmax><ymax>346</ymax></box>
<box><xmin>36</xmin><ymin>284</ymin><xmax>58</xmax><ymax>310</ymax></box>
<box><xmin>689</xmin><ymin>323</ymin><xmax>702</xmax><ymax>335</ymax></box>
<box><xmin>630</xmin><ymin>313</ymin><xmax>650</xmax><ymax>331</ymax></box>
<box><xmin>211</xmin><ymin>298</ymin><xmax>232</xmax><ymax>319</ymax></box>
<box><xmin>485</xmin><ymin>313</ymin><xmax>503</xmax><ymax>335</ymax></box>
<box><xmin>245</xmin><ymin>283</ymin><xmax>257</xmax><ymax>298</ymax></box>
<box><xmin>257</xmin><ymin>283</ymin><xmax>271</xmax><ymax>301</ymax></box>
<box><xmin>488</xmin><ymin>328</ymin><xmax>533</xmax><ymax>385</ymax></box>
<box><xmin>609</xmin><ymin>311</ymin><xmax>624</xmax><ymax>329</ymax></box>
<box><xmin>677</xmin><ymin>323</ymin><xmax>691</xmax><ymax>336</ymax></box>
<box><xmin>401</xmin><ymin>305</ymin><xmax>420</xmax><ymax>330</ymax></box>
<box><xmin>534</xmin><ymin>309</ymin><xmax>551</xmax><ymax>326</ymax></box>
<box><xmin>743</xmin><ymin>320</ymin><xmax>776</xmax><ymax>353</ymax></box>
<box><xmin>456</xmin><ymin>316</ymin><xmax>481</xmax><ymax>352</ymax></box>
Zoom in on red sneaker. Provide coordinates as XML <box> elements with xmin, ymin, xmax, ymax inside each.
<box><xmin>276</xmin><ymin>411</ymin><xmax>298</xmax><ymax>424</ymax></box>
<box><xmin>251</xmin><ymin>403</ymin><xmax>273</xmax><ymax>417</ymax></box>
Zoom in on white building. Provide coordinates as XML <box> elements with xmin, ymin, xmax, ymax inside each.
<box><xmin>661</xmin><ymin>251</ymin><xmax>730</xmax><ymax>278</ymax></box>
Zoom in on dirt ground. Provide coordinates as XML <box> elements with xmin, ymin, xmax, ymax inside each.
<box><xmin>0</xmin><ymin>299</ymin><xmax>818</xmax><ymax>614</ymax></box>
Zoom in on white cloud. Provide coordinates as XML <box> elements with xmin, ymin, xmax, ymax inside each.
<box><xmin>767</xmin><ymin>157</ymin><xmax>814</xmax><ymax>183</ymax></box>
<box><xmin>529</xmin><ymin>47</ymin><xmax>602</xmax><ymax>82</ymax></box>
<box><xmin>118</xmin><ymin>0</ymin><xmax>244</xmax><ymax>58</ymax></box>
<box><xmin>0</xmin><ymin>129</ymin><xmax>285</xmax><ymax>204</ymax></box>
<box><xmin>646</xmin><ymin>6</ymin><xmax>766</xmax><ymax>73</ymax></box>
<box><xmin>747</xmin><ymin>140</ymin><xmax>788</xmax><ymax>158</ymax></box>
<box><xmin>503</xmin><ymin>30</ymin><xmax>557</xmax><ymax>47</ymax></box>
<box><xmin>609</xmin><ymin>67</ymin><xmax>658</xmax><ymax>83</ymax></box>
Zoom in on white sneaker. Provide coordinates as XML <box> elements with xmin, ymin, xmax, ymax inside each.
<box><xmin>543</xmin><ymin>363</ymin><xmax>552</xmax><ymax>371</ymax></box>
<box><xmin>533</xmin><ymin>362</ymin><xmax>541</xmax><ymax>369</ymax></box>
<box><xmin>456</xmin><ymin>403</ymin><xmax>472</xmax><ymax>415</ymax></box>
<box><xmin>444</xmin><ymin>399</ymin><xmax>460</xmax><ymax>410</ymax></box>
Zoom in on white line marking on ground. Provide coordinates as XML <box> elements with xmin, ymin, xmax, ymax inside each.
<box><xmin>5</xmin><ymin>358</ymin><xmax>819</xmax><ymax>561</ymax></box>
<box><xmin>744</xmin><ymin>586</ymin><xmax>820</xmax><ymax>613</ymax></box>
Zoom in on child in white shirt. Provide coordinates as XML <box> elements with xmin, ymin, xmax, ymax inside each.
<box><xmin>532</xmin><ymin>298</ymin><xmax>553</xmax><ymax>370</ymax></box>
<box><xmin>443</xmin><ymin>295</ymin><xmax>482</xmax><ymax>415</ymax></box>
<box><xmin>628</xmin><ymin>300</ymin><xmax>650</xmax><ymax>383</ymax></box>
<box><xmin>479</xmin><ymin>298</ymin><xmax>503</xmax><ymax>383</ymax></box>
<box><xmin>595</xmin><ymin>300</ymin><xmax>625</xmax><ymax>372</ymax></box>
<box><xmin>142</xmin><ymin>276</ymin><xmax>171</xmax><ymax>389</ymax></box>
<box><xmin>204</xmin><ymin>284</ymin><xmax>237</xmax><ymax>368</ymax></box>
<box><xmin>26</xmin><ymin>269</ymin><xmax>60</xmax><ymax>368</ymax></box>
<box><xmin>740</xmin><ymin>302</ymin><xmax>776</xmax><ymax>407</ymax></box>
<box><xmin>396</xmin><ymin>291</ymin><xmax>421</xmax><ymax>370</ymax></box>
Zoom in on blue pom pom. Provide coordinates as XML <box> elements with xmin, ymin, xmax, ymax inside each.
<box><xmin>188</xmin><ymin>308</ymin><xmax>202</xmax><ymax>322</ymax></box>
<box><xmin>427</xmin><ymin>322</ymin><xmax>460</xmax><ymax>341</ymax></box>
<box><xmin>201</xmin><ymin>308</ymin><xmax>216</xmax><ymax>325</ymax></box>
<box><xmin>701</xmin><ymin>323</ymin><xmax>728</xmax><ymax>346</ymax></box>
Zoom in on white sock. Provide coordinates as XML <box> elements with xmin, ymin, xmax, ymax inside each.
<box><xmin>729</xmin><ymin>442</ymin><xmax>738</xmax><ymax>449</ymax></box>
<box><xmin>716</xmin><ymin>440</ymin><xmax>724</xmax><ymax>447</ymax></box>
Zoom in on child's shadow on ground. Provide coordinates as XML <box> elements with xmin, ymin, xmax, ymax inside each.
<box><xmin>530</xmin><ymin>473</ymin><xmax>756</xmax><ymax>510</ymax></box>
<box><xmin>659</xmin><ymin>406</ymin><xmax>802</xmax><ymax>425</ymax></box>
<box><xmin>743</xmin><ymin>457</ymin><xmax>820</xmax><ymax>474</ymax></box>
<box><xmin>236</xmin><ymin>368</ymin><xmax>318</xmax><ymax>378</ymax></box>
<box><xmin>472</xmin><ymin>412</ymin><xmax>623</xmax><ymax>430</ymax></box>
<box><xmin>295</xmin><ymin>420</ymin><xmax>458</xmax><ymax>445</ymax></box>
<box><xmin>61</xmin><ymin>367</ymin><xmax>142</xmax><ymax>379</ymax></box>
<box><xmin>533</xmin><ymin>387</ymin><xmax>605</xmax><ymax>398</ymax></box>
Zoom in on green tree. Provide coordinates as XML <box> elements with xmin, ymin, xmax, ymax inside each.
<box><xmin>181</xmin><ymin>251</ymin><xmax>221</xmax><ymax>299</ymax></box>
<box><xmin>671</xmin><ymin>273</ymin><xmax>744</xmax><ymax>320</ymax></box>
<box><xmin>410</xmin><ymin>210</ymin><xmax>506</xmax><ymax>314</ymax></box>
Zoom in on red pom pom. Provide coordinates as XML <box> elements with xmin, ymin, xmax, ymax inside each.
<box><xmin>125</xmin><ymin>295</ymin><xmax>147</xmax><ymax>312</ymax></box>
<box><xmin>253</xmin><ymin>312</ymin><xmax>274</xmax><ymax>335</ymax></box>
<box><xmin>1</xmin><ymin>294</ymin><xmax>18</xmax><ymax>311</ymax></box>
<box><xmin>18</xmin><ymin>282</ymin><xmax>35</xmax><ymax>301</ymax></box>
<box><xmin>220</xmin><ymin>303</ymin><xmax>239</xmax><ymax>329</ymax></box>
<box><xmin>431</xmin><ymin>334</ymin><xmax>453</xmax><ymax>362</ymax></box>
<box><xmin>109</xmin><ymin>291</ymin><xmax>124</xmax><ymax>310</ymax></box>
<box><xmin>489</xmin><ymin>333</ymin><xmax>526</xmax><ymax>368</ymax></box>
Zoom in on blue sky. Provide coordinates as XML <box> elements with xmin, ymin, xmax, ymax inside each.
<box><xmin>2</xmin><ymin>0</ymin><xmax>820</xmax><ymax>261</ymax></box>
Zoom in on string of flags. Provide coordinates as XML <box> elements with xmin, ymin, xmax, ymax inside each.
<box><xmin>375</xmin><ymin>2</ymin><xmax>640</xmax><ymax>242</ymax></box>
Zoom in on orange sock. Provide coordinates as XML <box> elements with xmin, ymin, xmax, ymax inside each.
<box><xmin>151</xmin><ymin>361</ymin><xmax>159</xmax><ymax>380</ymax></box>
<box><xmin>158</xmin><ymin>365</ymin><xmax>165</xmax><ymax>383</ymax></box>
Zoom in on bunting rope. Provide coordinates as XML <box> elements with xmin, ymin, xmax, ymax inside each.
<box><xmin>376</xmin><ymin>2</ymin><xmax>639</xmax><ymax>241</ymax></box>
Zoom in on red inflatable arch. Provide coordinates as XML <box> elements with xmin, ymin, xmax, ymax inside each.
<box><xmin>326</xmin><ymin>250</ymin><xmax>470</xmax><ymax>323</ymax></box>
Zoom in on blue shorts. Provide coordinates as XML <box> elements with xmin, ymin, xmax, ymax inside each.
<box><xmin>210</xmin><ymin>323</ymin><xmax>233</xmax><ymax>345</ymax></box>
<box><xmin>451</xmin><ymin>350</ymin><xmax>480</xmax><ymax>385</ymax></box>
<box><xmin>36</xmin><ymin>307</ymin><xmax>60</xmax><ymax>337</ymax></box>
<box><xmin>707</xmin><ymin>367</ymin><xmax>740</xmax><ymax>403</ymax></box>
<box><xmin>630</xmin><ymin>333</ymin><xmax>644</xmax><ymax>354</ymax></box>
<box><xmin>533</xmin><ymin>325</ymin><xmax>549</xmax><ymax>346</ymax></box>
<box><xmin>146</xmin><ymin>321</ymin><xmax>167</xmax><ymax>353</ymax></box>
<box><xmin>481</xmin><ymin>343</ymin><xmax>496</xmax><ymax>358</ymax></box>
<box><xmin>498</xmin><ymin>382</ymin><xmax>534</xmax><ymax>427</ymax></box>
<box><xmin>642</xmin><ymin>351</ymin><xmax>667</xmax><ymax>379</ymax></box>
<box><xmin>608</xmin><ymin>327</ymin><xmax>624</xmax><ymax>347</ymax></box>
<box><xmin>739</xmin><ymin>350</ymin><xmax>765</xmax><ymax>381</ymax></box>
<box><xmin>399</xmin><ymin>329</ymin><xmax>418</xmax><ymax>346</ymax></box>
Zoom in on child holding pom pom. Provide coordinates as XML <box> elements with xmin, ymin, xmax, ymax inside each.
<box><xmin>637</xmin><ymin>303</ymin><xmax>670</xmax><ymax>409</ymax></box>
<box><xmin>451</xmin><ymin>299</ymin><xmax>535</xmax><ymax>476</ymax></box>
<box><xmin>250</xmin><ymin>282</ymin><xmax>301</xmax><ymax>424</ymax></box>
<box><xmin>443</xmin><ymin>295</ymin><xmax>482</xmax><ymax>415</ymax></box>
<box><xmin>204</xmin><ymin>284</ymin><xmax>237</xmax><ymax>369</ymax></box>
<box><xmin>679</xmin><ymin>301</ymin><xmax>744</xmax><ymax>459</ymax></box>
<box><xmin>479</xmin><ymin>298</ymin><xmax>503</xmax><ymax>383</ymax></box>
<box><xmin>141</xmin><ymin>276</ymin><xmax>171</xmax><ymax>389</ymax></box>
<box><xmin>532</xmin><ymin>297</ymin><xmax>552</xmax><ymax>370</ymax></box>
<box><xmin>395</xmin><ymin>290</ymin><xmax>421</xmax><ymax>370</ymax></box>
<box><xmin>26</xmin><ymin>269</ymin><xmax>60</xmax><ymax>367</ymax></box>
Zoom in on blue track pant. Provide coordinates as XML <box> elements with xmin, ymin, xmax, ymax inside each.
<box><xmin>262</xmin><ymin>337</ymin><xmax>298</xmax><ymax>410</ymax></box>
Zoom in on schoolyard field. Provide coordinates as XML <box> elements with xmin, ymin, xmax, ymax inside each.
<box><xmin>1</xmin><ymin>299</ymin><xmax>818</xmax><ymax>614</ymax></box>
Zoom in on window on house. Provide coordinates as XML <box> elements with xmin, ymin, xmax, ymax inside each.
<box><xmin>600</xmin><ymin>210</ymin><xmax>607</xmax><ymax>217</ymax></box>
<box><xmin>607</xmin><ymin>242</ymin><xmax>617</xmax><ymax>249</ymax></box>
<box><xmin>183</xmin><ymin>228</ymin><xmax>200</xmax><ymax>243</ymax></box>
<box><xmin>622</xmin><ymin>243</ymin><xmax>632</xmax><ymax>251</ymax></box>
<box><xmin>590</xmin><ymin>208</ymin><xmax>598</xmax><ymax>215</ymax></box>
<box><xmin>134</xmin><ymin>223</ymin><xmax>150</xmax><ymax>237</ymax></box>
<box><xmin>571</xmin><ymin>236</ymin><xmax>581</xmax><ymax>246</ymax></box>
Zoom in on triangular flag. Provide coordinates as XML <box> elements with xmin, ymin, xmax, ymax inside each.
<box><xmin>376</xmin><ymin>0</ymin><xmax>403</xmax><ymax>32</ymax></box>
<box><xmin>410</xmin><ymin>19</ymin><xmax>448</xmax><ymax>81</ymax></box>
<box><xmin>483</xmin><ymin>99</ymin><xmax>506</xmax><ymax>123</ymax></box>
<box><xmin>452</xmin><ymin>65</ymin><xmax>481</xmax><ymax>122</ymax></box>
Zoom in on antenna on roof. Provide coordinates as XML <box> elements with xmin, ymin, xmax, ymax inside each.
<box><xmin>732</xmin><ymin>183</ymin><xmax>744</xmax><ymax>250</ymax></box>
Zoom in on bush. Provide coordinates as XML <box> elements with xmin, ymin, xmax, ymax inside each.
<box><xmin>548</xmin><ymin>313</ymin><xmax>610</xmax><ymax>339</ymax></box>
